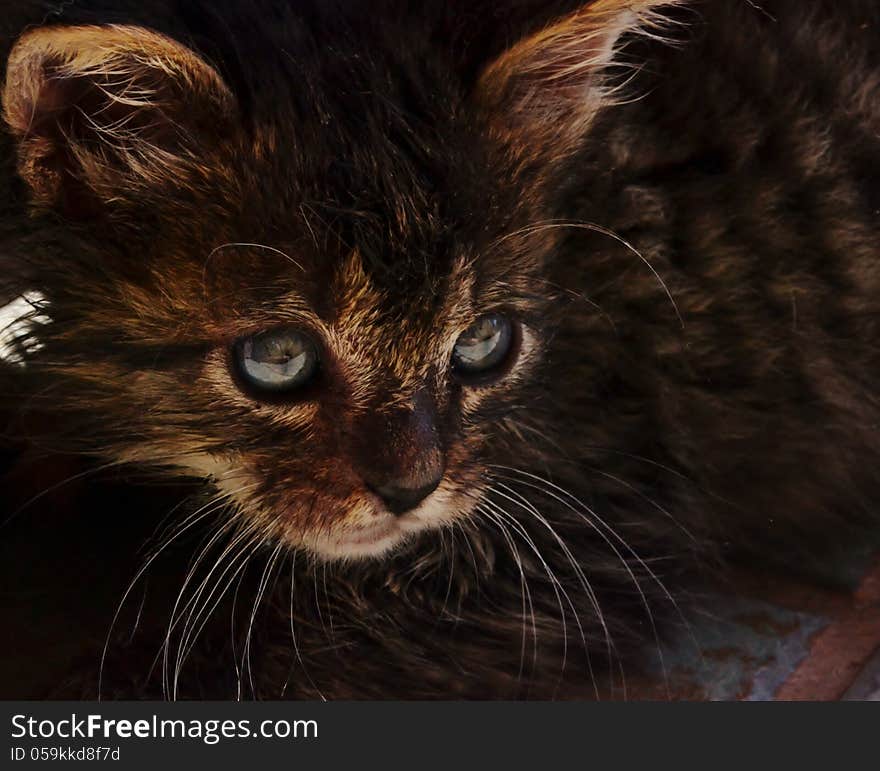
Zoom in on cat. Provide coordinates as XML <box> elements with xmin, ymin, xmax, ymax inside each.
<box><xmin>2</xmin><ymin>0</ymin><xmax>880</xmax><ymax>699</ymax></box>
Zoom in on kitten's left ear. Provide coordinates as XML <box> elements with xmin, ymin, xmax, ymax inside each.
<box><xmin>475</xmin><ymin>0</ymin><xmax>682</xmax><ymax>160</ymax></box>
<box><xmin>2</xmin><ymin>24</ymin><xmax>236</xmax><ymax>216</ymax></box>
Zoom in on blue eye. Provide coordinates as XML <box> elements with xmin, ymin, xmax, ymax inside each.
<box><xmin>233</xmin><ymin>327</ymin><xmax>319</xmax><ymax>394</ymax></box>
<box><xmin>452</xmin><ymin>314</ymin><xmax>514</xmax><ymax>378</ymax></box>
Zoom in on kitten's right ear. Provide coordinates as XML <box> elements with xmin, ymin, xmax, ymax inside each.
<box><xmin>2</xmin><ymin>24</ymin><xmax>236</xmax><ymax>217</ymax></box>
<box><xmin>475</xmin><ymin>0</ymin><xmax>682</xmax><ymax>164</ymax></box>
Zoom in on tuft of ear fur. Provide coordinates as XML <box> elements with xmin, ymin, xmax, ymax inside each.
<box><xmin>476</xmin><ymin>0</ymin><xmax>683</xmax><ymax>162</ymax></box>
<box><xmin>1</xmin><ymin>24</ymin><xmax>235</xmax><ymax>216</ymax></box>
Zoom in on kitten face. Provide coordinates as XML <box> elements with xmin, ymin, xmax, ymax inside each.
<box><xmin>33</xmin><ymin>132</ymin><xmax>551</xmax><ymax>560</ymax></box>
<box><xmin>154</xmin><ymin>239</ymin><xmax>547</xmax><ymax>560</ymax></box>
<box><xmin>1</xmin><ymin>2</ymin><xmax>679</xmax><ymax>559</ymax></box>
<box><xmin>0</xmin><ymin>26</ymin><xmax>554</xmax><ymax>561</ymax></box>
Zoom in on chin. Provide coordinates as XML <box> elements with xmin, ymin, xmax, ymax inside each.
<box><xmin>305</xmin><ymin>521</ymin><xmax>414</xmax><ymax>561</ymax></box>
<box><xmin>288</xmin><ymin>483</ymin><xmax>482</xmax><ymax>562</ymax></box>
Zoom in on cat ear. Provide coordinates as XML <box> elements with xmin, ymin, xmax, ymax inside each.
<box><xmin>475</xmin><ymin>0</ymin><xmax>680</xmax><ymax>160</ymax></box>
<box><xmin>2</xmin><ymin>24</ymin><xmax>236</xmax><ymax>216</ymax></box>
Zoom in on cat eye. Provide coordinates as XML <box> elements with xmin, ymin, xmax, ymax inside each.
<box><xmin>452</xmin><ymin>313</ymin><xmax>515</xmax><ymax>380</ymax></box>
<box><xmin>232</xmin><ymin>327</ymin><xmax>319</xmax><ymax>394</ymax></box>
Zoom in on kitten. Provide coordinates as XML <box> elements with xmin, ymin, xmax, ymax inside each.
<box><xmin>2</xmin><ymin>0</ymin><xmax>880</xmax><ymax>698</ymax></box>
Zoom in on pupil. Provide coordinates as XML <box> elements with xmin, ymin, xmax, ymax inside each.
<box><xmin>236</xmin><ymin>329</ymin><xmax>317</xmax><ymax>393</ymax></box>
<box><xmin>454</xmin><ymin>314</ymin><xmax>511</xmax><ymax>374</ymax></box>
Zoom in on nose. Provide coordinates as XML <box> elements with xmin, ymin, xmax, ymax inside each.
<box><xmin>355</xmin><ymin>389</ymin><xmax>445</xmax><ymax>516</ymax></box>
<box><xmin>367</xmin><ymin>474</ymin><xmax>442</xmax><ymax>515</ymax></box>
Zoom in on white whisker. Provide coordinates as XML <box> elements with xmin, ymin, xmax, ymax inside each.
<box><xmin>282</xmin><ymin>550</ymin><xmax>327</xmax><ymax>701</ymax></box>
<box><xmin>242</xmin><ymin>540</ymin><xmax>285</xmax><ymax>699</ymax></box>
<box><xmin>477</xmin><ymin>507</ymin><xmax>537</xmax><ymax>686</ymax></box>
<box><xmin>491</xmin><ymin>218</ymin><xmax>684</xmax><ymax>329</ymax></box>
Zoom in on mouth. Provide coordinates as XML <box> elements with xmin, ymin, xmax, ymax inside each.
<box><xmin>270</xmin><ymin>482</ymin><xmax>483</xmax><ymax>561</ymax></box>
<box><xmin>305</xmin><ymin>494</ymin><xmax>463</xmax><ymax>560</ymax></box>
<box><xmin>308</xmin><ymin>517</ymin><xmax>410</xmax><ymax>560</ymax></box>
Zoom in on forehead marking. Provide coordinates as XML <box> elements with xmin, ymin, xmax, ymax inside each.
<box><xmin>329</xmin><ymin>251</ymin><xmax>479</xmax><ymax>399</ymax></box>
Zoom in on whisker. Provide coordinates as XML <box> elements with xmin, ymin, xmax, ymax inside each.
<box><xmin>282</xmin><ymin>549</ymin><xmax>327</xmax><ymax>701</ymax></box>
<box><xmin>242</xmin><ymin>540</ymin><xmax>285</xmax><ymax>699</ymax></box>
<box><xmin>155</xmin><ymin>482</ymin><xmax>262</xmax><ymax>698</ymax></box>
<box><xmin>492</xmin><ymin>466</ymin><xmax>700</xmax><ymax>696</ymax></box>
<box><xmin>453</xmin><ymin>519</ymin><xmax>483</xmax><ymax>603</ymax></box>
<box><xmin>229</xmin><ymin>557</ymin><xmax>251</xmax><ymax>701</ymax></box>
<box><xmin>2</xmin><ymin>458</ymin><xmax>131</xmax><ymax>530</ymax></box>
<box><xmin>490</xmin><ymin>219</ymin><xmax>684</xmax><ymax>329</ymax></box>
<box><xmin>206</xmin><ymin>242</ymin><xmax>304</xmax><ymax>271</ymax></box>
<box><xmin>477</xmin><ymin>507</ymin><xmax>536</xmax><ymax>687</ymax></box>
<box><xmin>587</xmin><ymin>465</ymin><xmax>697</xmax><ymax>543</ymax></box>
<box><xmin>435</xmin><ymin>526</ymin><xmax>458</xmax><ymax>624</ymax></box>
<box><xmin>482</xmin><ymin>493</ymin><xmax>602</xmax><ymax>698</ymax></box>
<box><xmin>172</xmin><ymin>525</ymin><xmax>263</xmax><ymax>698</ymax></box>
<box><xmin>98</xmin><ymin>488</ymin><xmax>241</xmax><ymax>700</ymax></box>
<box><xmin>321</xmin><ymin>560</ymin><xmax>336</xmax><ymax>643</ymax></box>
<box><xmin>479</xmin><ymin>499</ymin><xmax>576</xmax><ymax>698</ymax></box>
